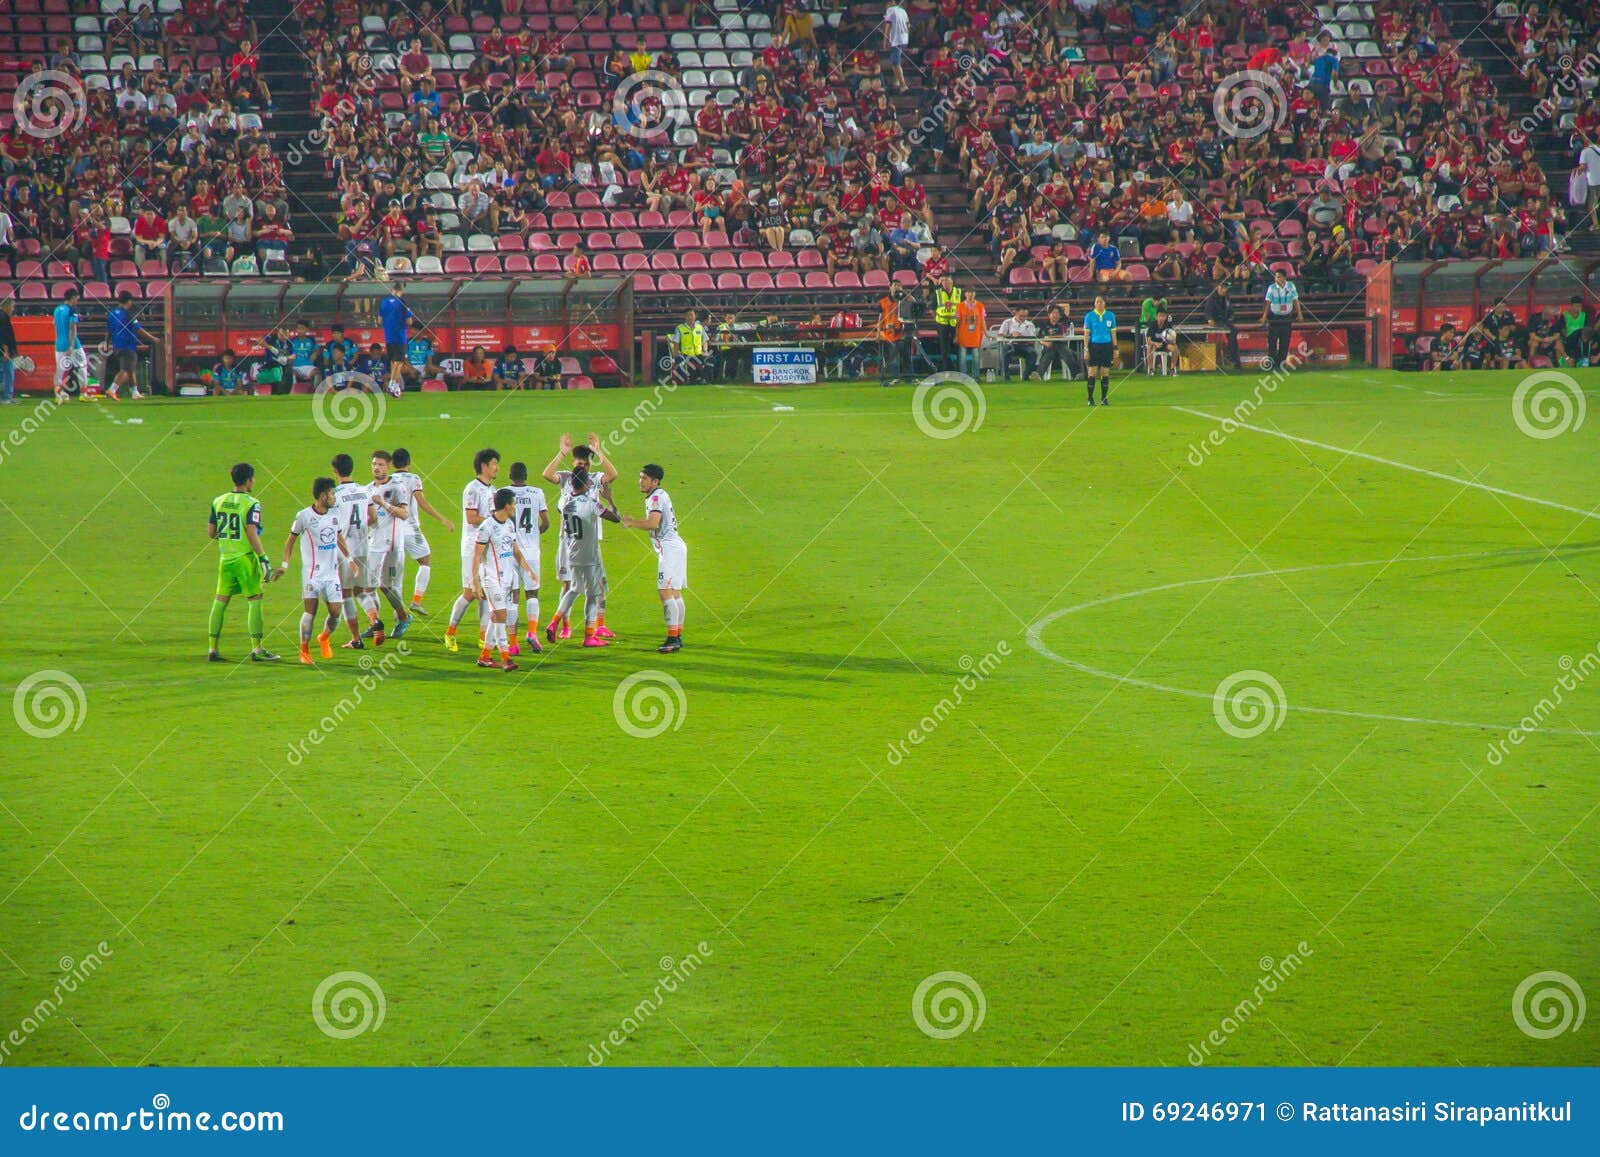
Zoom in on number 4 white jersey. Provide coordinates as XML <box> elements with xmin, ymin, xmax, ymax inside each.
<box><xmin>508</xmin><ymin>484</ymin><xmax>546</xmax><ymax>556</ymax></box>
<box><xmin>333</xmin><ymin>481</ymin><xmax>371</xmax><ymax>552</ymax></box>
<box><xmin>645</xmin><ymin>487</ymin><xmax>681</xmax><ymax>549</ymax></box>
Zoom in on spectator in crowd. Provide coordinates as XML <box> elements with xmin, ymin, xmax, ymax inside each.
<box><xmin>494</xmin><ymin>346</ymin><xmax>528</xmax><ymax>390</ymax></box>
<box><xmin>462</xmin><ymin>346</ymin><xmax>495</xmax><ymax>389</ymax></box>
<box><xmin>996</xmin><ymin>306</ymin><xmax>1040</xmax><ymax>379</ymax></box>
<box><xmin>532</xmin><ymin>345</ymin><xmax>564</xmax><ymax>390</ymax></box>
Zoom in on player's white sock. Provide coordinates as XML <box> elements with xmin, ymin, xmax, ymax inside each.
<box><xmin>662</xmin><ymin>600</ymin><xmax>675</xmax><ymax>630</ymax></box>
<box><xmin>300</xmin><ymin>612</ymin><xmax>315</xmax><ymax>642</ymax></box>
<box><xmin>362</xmin><ymin>592</ymin><xmax>381</xmax><ymax>623</ymax></box>
<box><xmin>527</xmin><ymin>596</ymin><xmax>540</xmax><ymax>633</ymax></box>
<box><xmin>343</xmin><ymin>596</ymin><xmax>359</xmax><ymax>623</ymax></box>
<box><xmin>672</xmin><ymin>597</ymin><xmax>686</xmax><ymax>632</ymax></box>
<box><xmin>506</xmin><ymin>600</ymin><xmax>519</xmax><ymax>634</ymax></box>
<box><xmin>555</xmin><ymin>588</ymin><xmax>579</xmax><ymax>620</ymax></box>
<box><xmin>449</xmin><ymin>595</ymin><xmax>471</xmax><ymax>629</ymax></box>
<box><xmin>413</xmin><ymin>564</ymin><xmax>430</xmax><ymax>602</ymax></box>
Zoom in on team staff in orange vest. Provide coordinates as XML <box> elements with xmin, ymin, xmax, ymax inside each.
<box><xmin>877</xmin><ymin>283</ymin><xmax>911</xmax><ymax>383</ymax></box>
<box><xmin>954</xmin><ymin>294</ymin><xmax>986</xmax><ymax>378</ymax></box>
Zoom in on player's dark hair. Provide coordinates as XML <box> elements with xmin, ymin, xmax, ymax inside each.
<box><xmin>231</xmin><ymin>463</ymin><xmax>254</xmax><ymax>487</ymax></box>
<box><xmin>509</xmin><ymin>461</ymin><xmax>528</xmax><ymax>483</ymax></box>
<box><xmin>572</xmin><ymin>445</ymin><xmax>593</xmax><ymax>462</ymax></box>
<box><xmin>64</xmin><ymin>287</ymin><xmax>80</xmax><ymax>301</ymax></box>
<box><xmin>474</xmin><ymin>447</ymin><xmax>500</xmax><ymax>473</ymax></box>
<box><xmin>331</xmin><ymin>453</ymin><xmax>354</xmax><ymax>476</ymax></box>
<box><xmin>371</xmin><ymin>449</ymin><xmax>392</xmax><ymax>463</ymax></box>
<box><xmin>493</xmin><ymin>487</ymin><xmax>515</xmax><ymax>510</ymax></box>
<box><xmin>569</xmin><ymin>466</ymin><xmax>589</xmax><ymax>492</ymax></box>
<box><xmin>642</xmin><ymin>463</ymin><xmax>665</xmax><ymax>481</ymax></box>
<box><xmin>391</xmin><ymin>447</ymin><xmax>412</xmax><ymax>468</ymax></box>
<box><xmin>117</xmin><ymin>290</ymin><xmax>133</xmax><ymax>304</ymax></box>
<box><xmin>313</xmin><ymin>476</ymin><xmax>336</xmax><ymax>501</ymax></box>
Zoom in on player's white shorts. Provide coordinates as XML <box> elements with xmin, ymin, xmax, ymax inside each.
<box><xmin>555</xmin><ymin>535</ymin><xmax>572</xmax><ymax>582</ymax></box>
<box><xmin>656</xmin><ymin>539</ymin><xmax>688</xmax><ymax>590</ymax></box>
<box><xmin>338</xmin><ymin>541</ymin><xmax>367</xmax><ymax>589</ymax></box>
<box><xmin>476</xmin><ymin>570</ymin><xmax>510</xmax><ymax>612</ymax></box>
<box><xmin>569</xmin><ymin>563</ymin><xmax>605</xmax><ymax>600</ymax></box>
<box><xmin>513</xmin><ymin>558</ymin><xmax>539</xmax><ymax>591</ymax></box>
<box><xmin>404</xmin><ymin>527</ymin><xmax>431</xmax><ymax>560</ymax></box>
<box><xmin>460</xmin><ymin>548</ymin><xmax>478</xmax><ymax>590</ymax></box>
<box><xmin>366</xmin><ymin>543</ymin><xmax>400</xmax><ymax>588</ymax></box>
<box><xmin>303</xmin><ymin>577</ymin><xmax>344</xmax><ymax>603</ymax></box>
<box><xmin>55</xmin><ymin>347</ymin><xmax>87</xmax><ymax>383</ymax></box>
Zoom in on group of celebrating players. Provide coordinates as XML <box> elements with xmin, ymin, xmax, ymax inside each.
<box><xmin>206</xmin><ymin>434</ymin><xmax>688</xmax><ymax>670</ymax></box>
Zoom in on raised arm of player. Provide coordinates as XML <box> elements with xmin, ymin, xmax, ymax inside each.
<box><xmin>542</xmin><ymin>433</ymin><xmax>573</xmax><ymax>484</ymax></box>
<box><xmin>588</xmin><ymin>433</ymin><xmax>619</xmax><ymax>485</ymax></box>
<box><xmin>413</xmin><ymin>486</ymin><xmax>454</xmax><ymax>533</ymax></box>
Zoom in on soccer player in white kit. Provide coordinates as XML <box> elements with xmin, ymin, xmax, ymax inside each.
<box><xmin>445</xmin><ymin>447</ymin><xmax>500</xmax><ymax>652</ymax></box>
<box><xmin>542</xmin><ymin>433</ymin><xmax>618</xmax><ymax>639</ymax></box>
<box><xmin>325</xmin><ymin>454</ymin><xmax>372</xmax><ymax>654</ymax></box>
<box><xmin>620</xmin><ymin>463</ymin><xmax>688</xmax><ymax>653</ymax></box>
<box><xmin>389</xmin><ymin>447</ymin><xmax>455</xmax><ymax>617</ymax></box>
<box><xmin>364</xmin><ymin>449</ymin><xmax>413</xmax><ymax>644</ymax></box>
<box><xmin>470</xmin><ymin>486</ymin><xmax>538</xmax><ymax>671</ymax></box>
<box><xmin>505</xmin><ymin>461</ymin><xmax>550</xmax><ymax>656</ymax></box>
<box><xmin>546</xmin><ymin>468</ymin><xmax>621</xmax><ymax>647</ymax></box>
<box><xmin>283</xmin><ymin>476</ymin><xmax>361</xmax><ymax>665</ymax></box>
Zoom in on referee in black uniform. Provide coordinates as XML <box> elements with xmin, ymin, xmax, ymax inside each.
<box><xmin>1261</xmin><ymin>269</ymin><xmax>1303</xmax><ymax>369</ymax></box>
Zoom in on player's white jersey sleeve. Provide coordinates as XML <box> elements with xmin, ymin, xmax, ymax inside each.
<box><xmin>396</xmin><ymin>471</ymin><xmax>424</xmax><ymax>528</ymax></box>
<box><xmin>645</xmin><ymin>488</ymin><xmax>680</xmax><ymax>547</ymax></box>
<box><xmin>461</xmin><ymin>480</ymin><xmax>494</xmax><ymax>552</ymax></box>
<box><xmin>292</xmin><ymin>506</ymin><xmax>342</xmax><ymax>583</ymax></box>
<box><xmin>475</xmin><ymin>516</ymin><xmax>516</xmax><ymax>582</ymax></box>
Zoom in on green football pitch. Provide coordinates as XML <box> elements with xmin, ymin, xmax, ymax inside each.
<box><xmin>1</xmin><ymin>368</ymin><xmax>1597</xmax><ymax>1067</ymax></box>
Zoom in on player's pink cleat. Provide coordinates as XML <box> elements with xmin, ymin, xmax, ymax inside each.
<box><xmin>507</xmin><ymin>640</ymin><xmax>521</xmax><ymax>657</ymax></box>
<box><xmin>500</xmin><ymin>658</ymin><xmax>518</xmax><ymax>671</ymax></box>
<box><xmin>559</xmin><ymin>621</ymin><xmax>573</xmax><ymax>640</ymax></box>
<box><xmin>545</xmin><ymin>621</ymin><xmax>558</xmax><ymax>644</ymax></box>
<box><xmin>522</xmin><ymin>636</ymin><xmax>544</xmax><ymax>654</ymax></box>
<box><xmin>595</xmin><ymin>626</ymin><xmax>617</xmax><ymax>639</ymax></box>
<box><xmin>582</xmin><ymin>635</ymin><xmax>608</xmax><ymax>648</ymax></box>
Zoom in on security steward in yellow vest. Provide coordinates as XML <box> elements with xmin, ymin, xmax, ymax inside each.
<box><xmin>669</xmin><ymin>309</ymin><xmax>708</xmax><ymax>383</ymax></box>
<box><xmin>933</xmin><ymin>275</ymin><xmax>963</xmax><ymax>371</ymax></box>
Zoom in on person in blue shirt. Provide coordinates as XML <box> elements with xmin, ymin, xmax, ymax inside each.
<box><xmin>1308</xmin><ymin>42</ymin><xmax>1340</xmax><ymax>108</ymax></box>
<box><xmin>354</xmin><ymin>343</ymin><xmax>387</xmax><ymax>382</ymax></box>
<box><xmin>378</xmin><ymin>281</ymin><xmax>414</xmax><ymax>397</ymax></box>
<box><xmin>52</xmin><ymin>287</ymin><xmax>85</xmax><ymax>402</ymax></box>
<box><xmin>211</xmin><ymin>351</ymin><xmax>246</xmax><ymax>396</ymax></box>
<box><xmin>318</xmin><ymin>324</ymin><xmax>358</xmax><ymax>379</ymax></box>
<box><xmin>405</xmin><ymin>335</ymin><xmax>433</xmax><ymax>373</ymax></box>
<box><xmin>105</xmin><ymin>290</ymin><xmax>152</xmax><ymax>399</ymax></box>
<box><xmin>1089</xmin><ymin>231</ymin><xmax>1129</xmax><ymax>283</ymax></box>
<box><xmin>289</xmin><ymin>326</ymin><xmax>320</xmax><ymax>387</ymax></box>
<box><xmin>1083</xmin><ymin>294</ymin><xmax>1117</xmax><ymax>406</ymax></box>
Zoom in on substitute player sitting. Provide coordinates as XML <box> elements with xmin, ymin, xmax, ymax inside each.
<box><xmin>284</xmin><ymin>476</ymin><xmax>363</xmax><ymax>664</ymax></box>
<box><xmin>470</xmin><ymin>487</ymin><xmax>539</xmax><ymax>672</ymax></box>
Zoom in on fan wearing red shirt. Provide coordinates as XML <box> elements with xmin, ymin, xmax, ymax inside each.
<box><xmin>380</xmin><ymin>204</ymin><xmax>413</xmax><ymax>258</ymax></box>
<box><xmin>133</xmin><ymin>209</ymin><xmax>168</xmax><ymax>265</ymax></box>
<box><xmin>189</xmin><ymin>0</ymin><xmax>218</xmax><ymax>32</ymax></box>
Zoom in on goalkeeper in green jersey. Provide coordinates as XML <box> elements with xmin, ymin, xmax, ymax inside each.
<box><xmin>207</xmin><ymin>462</ymin><xmax>284</xmax><ymax>662</ymax></box>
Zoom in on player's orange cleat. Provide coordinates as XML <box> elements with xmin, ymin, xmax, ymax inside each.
<box><xmin>299</xmin><ymin>644</ymin><xmax>314</xmax><ymax>665</ymax></box>
<box><xmin>316</xmin><ymin>631</ymin><xmax>333</xmax><ymax>659</ymax></box>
